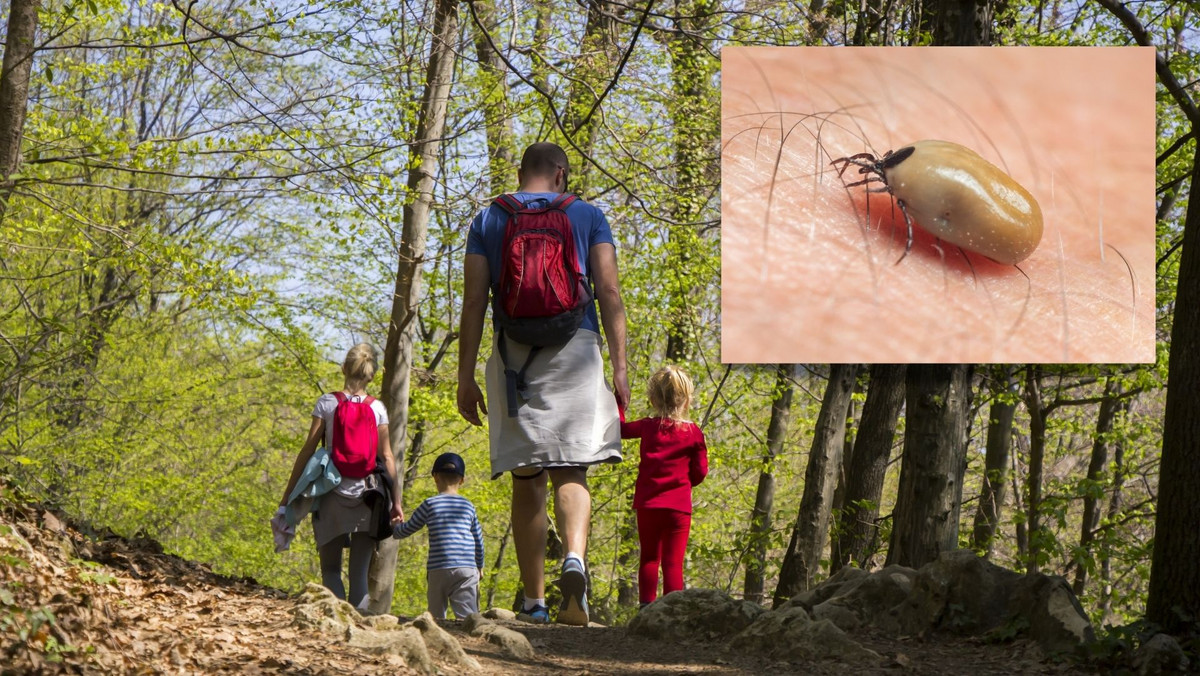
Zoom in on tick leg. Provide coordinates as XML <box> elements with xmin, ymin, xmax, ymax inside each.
<box><xmin>843</xmin><ymin>176</ymin><xmax>886</xmax><ymax>189</ymax></box>
<box><xmin>830</xmin><ymin>155</ymin><xmax>878</xmax><ymax>178</ymax></box>
<box><xmin>830</xmin><ymin>152</ymin><xmax>875</xmax><ymax>165</ymax></box>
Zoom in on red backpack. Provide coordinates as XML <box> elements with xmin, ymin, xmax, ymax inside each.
<box><xmin>329</xmin><ymin>392</ymin><xmax>379</xmax><ymax>478</ymax></box>
<box><xmin>491</xmin><ymin>193</ymin><xmax>592</xmax><ymax>416</ymax></box>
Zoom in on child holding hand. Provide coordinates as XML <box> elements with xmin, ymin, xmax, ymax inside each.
<box><xmin>392</xmin><ymin>452</ymin><xmax>485</xmax><ymax>619</ymax></box>
<box><xmin>619</xmin><ymin>366</ymin><xmax>708</xmax><ymax>606</ymax></box>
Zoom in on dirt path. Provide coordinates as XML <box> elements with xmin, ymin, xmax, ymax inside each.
<box><xmin>442</xmin><ymin>618</ymin><xmax>1079</xmax><ymax>675</ymax></box>
<box><xmin>0</xmin><ymin>489</ymin><xmax>1086</xmax><ymax>674</ymax></box>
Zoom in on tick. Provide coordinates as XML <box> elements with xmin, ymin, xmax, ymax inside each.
<box><xmin>830</xmin><ymin>140</ymin><xmax>1043</xmax><ymax>266</ymax></box>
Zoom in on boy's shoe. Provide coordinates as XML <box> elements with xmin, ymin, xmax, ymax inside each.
<box><xmin>516</xmin><ymin>604</ymin><xmax>550</xmax><ymax>624</ymax></box>
<box><xmin>555</xmin><ymin>557</ymin><xmax>589</xmax><ymax>626</ymax></box>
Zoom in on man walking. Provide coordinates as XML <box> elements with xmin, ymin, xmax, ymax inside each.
<box><xmin>456</xmin><ymin>142</ymin><xmax>628</xmax><ymax>626</ymax></box>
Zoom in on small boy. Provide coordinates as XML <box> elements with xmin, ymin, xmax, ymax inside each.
<box><xmin>392</xmin><ymin>452</ymin><xmax>485</xmax><ymax>619</ymax></box>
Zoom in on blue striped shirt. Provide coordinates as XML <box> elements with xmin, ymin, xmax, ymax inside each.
<box><xmin>393</xmin><ymin>493</ymin><xmax>485</xmax><ymax>570</ymax></box>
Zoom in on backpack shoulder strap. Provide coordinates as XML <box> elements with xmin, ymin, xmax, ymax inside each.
<box><xmin>493</xmin><ymin>193</ymin><xmax>524</xmax><ymax>215</ymax></box>
<box><xmin>549</xmin><ymin>193</ymin><xmax>578</xmax><ymax>211</ymax></box>
<box><xmin>332</xmin><ymin>391</ymin><xmax>346</xmax><ymax>404</ymax></box>
<box><xmin>363</xmin><ymin>396</ymin><xmax>376</xmax><ymax>407</ymax></box>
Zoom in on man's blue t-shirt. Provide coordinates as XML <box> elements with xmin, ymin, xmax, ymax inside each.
<box><xmin>465</xmin><ymin>192</ymin><xmax>614</xmax><ymax>333</ymax></box>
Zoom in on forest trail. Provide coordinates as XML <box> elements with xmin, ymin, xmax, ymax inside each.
<box><xmin>2</xmin><ymin>488</ymin><xmax>1087</xmax><ymax>675</ymax></box>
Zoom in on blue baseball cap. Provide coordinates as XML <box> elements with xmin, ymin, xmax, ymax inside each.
<box><xmin>432</xmin><ymin>452</ymin><xmax>466</xmax><ymax>477</ymax></box>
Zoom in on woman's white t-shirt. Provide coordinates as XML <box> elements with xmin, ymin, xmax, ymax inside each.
<box><xmin>312</xmin><ymin>393</ymin><xmax>389</xmax><ymax>497</ymax></box>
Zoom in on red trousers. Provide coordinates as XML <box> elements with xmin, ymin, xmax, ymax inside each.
<box><xmin>637</xmin><ymin>508</ymin><xmax>692</xmax><ymax>603</ymax></box>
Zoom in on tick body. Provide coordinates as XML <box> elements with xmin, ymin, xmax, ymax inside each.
<box><xmin>831</xmin><ymin>140</ymin><xmax>1043</xmax><ymax>265</ymax></box>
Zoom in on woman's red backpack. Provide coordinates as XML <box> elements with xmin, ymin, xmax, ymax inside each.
<box><xmin>330</xmin><ymin>392</ymin><xmax>379</xmax><ymax>478</ymax></box>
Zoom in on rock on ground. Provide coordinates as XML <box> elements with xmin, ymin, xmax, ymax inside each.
<box><xmin>731</xmin><ymin>604</ymin><xmax>882</xmax><ymax>665</ymax></box>
<box><xmin>877</xmin><ymin>549</ymin><xmax>1094</xmax><ymax>654</ymax></box>
<box><xmin>291</xmin><ymin>583</ymin><xmax>360</xmax><ymax>635</ymax></box>
<box><xmin>779</xmin><ymin>565</ymin><xmax>871</xmax><ymax>612</ymax></box>
<box><xmin>291</xmin><ymin>583</ymin><xmax>482</xmax><ymax>673</ymax></box>
<box><xmin>626</xmin><ymin>588</ymin><xmax>765</xmax><ymax>641</ymax></box>
<box><xmin>1133</xmin><ymin>633</ymin><xmax>1190</xmax><ymax>675</ymax></box>
<box><xmin>782</xmin><ymin>565</ymin><xmax>916</xmax><ymax>632</ymax></box>
<box><xmin>465</xmin><ymin>612</ymin><xmax>536</xmax><ymax>659</ymax></box>
<box><xmin>411</xmin><ymin>612</ymin><xmax>482</xmax><ymax>670</ymax></box>
<box><xmin>484</xmin><ymin>607</ymin><xmax>517</xmax><ymax>621</ymax></box>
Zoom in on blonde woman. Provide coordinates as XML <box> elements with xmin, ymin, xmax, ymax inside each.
<box><xmin>618</xmin><ymin>366</ymin><xmax>708</xmax><ymax>607</ymax></box>
<box><xmin>279</xmin><ymin>343</ymin><xmax>401</xmax><ymax>609</ymax></box>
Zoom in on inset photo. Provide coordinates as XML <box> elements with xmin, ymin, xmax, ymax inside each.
<box><xmin>721</xmin><ymin>47</ymin><xmax>1156</xmax><ymax>363</ymax></box>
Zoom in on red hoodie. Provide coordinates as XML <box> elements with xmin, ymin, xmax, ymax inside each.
<box><xmin>620</xmin><ymin>410</ymin><xmax>708</xmax><ymax>513</ymax></box>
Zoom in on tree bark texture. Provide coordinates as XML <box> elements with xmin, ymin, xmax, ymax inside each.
<box><xmin>886</xmin><ymin>364</ymin><xmax>972</xmax><ymax>569</ymax></box>
<box><xmin>1099</xmin><ymin>429</ymin><xmax>1127</xmax><ymax>620</ymax></box>
<box><xmin>1072</xmin><ymin>381</ymin><xmax>1124</xmax><ymax>596</ymax></box>
<box><xmin>744</xmin><ymin>364</ymin><xmax>795</xmax><ymax>604</ymax></box>
<box><xmin>381</xmin><ymin>0</ymin><xmax>459</xmax><ymax>500</ymax></box>
<box><xmin>664</xmin><ymin>0</ymin><xmax>718</xmax><ymax>362</ymax></box>
<box><xmin>565</xmin><ymin>0</ymin><xmax>618</xmax><ymax>196</ymax></box>
<box><xmin>833</xmin><ymin>364</ymin><xmax>905</xmax><ymax>571</ymax></box>
<box><xmin>0</xmin><ymin>0</ymin><xmax>38</xmax><ymax>186</ymax></box>
<box><xmin>1022</xmin><ymin>367</ymin><xmax>1047</xmax><ymax>575</ymax></box>
<box><xmin>1148</xmin><ymin>140</ymin><xmax>1200</xmax><ymax>635</ymax></box>
<box><xmin>830</xmin><ymin>375</ymin><xmax>863</xmax><ymax>524</ymax></box>
<box><xmin>470</xmin><ymin>0</ymin><xmax>516</xmax><ymax>195</ymax></box>
<box><xmin>373</xmin><ymin>0</ymin><xmax>460</xmax><ymax>615</ymax></box>
<box><xmin>971</xmin><ymin>368</ymin><xmax>1017</xmax><ymax>557</ymax></box>
<box><xmin>1010</xmin><ymin>432</ymin><xmax>1028</xmax><ymax>559</ymax></box>
<box><xmin>774</xmin><ymin>364</ymin><xmax>858</xmax><ymax>604</ymax></box>
<box><xmin>922</xmin><ymin>0</ymin><xmax>993</xmax><ymax>45</ymax></box>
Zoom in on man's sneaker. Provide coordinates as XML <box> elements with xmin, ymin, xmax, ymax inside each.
<box><xmin>555</xmin><ymin>557</ymin><xmax>589</xmax><ymax>626</ymax></box>
<box><xmin>516</xmin><ymin>604</ymin><xmax>550</xmax><ymax>624</ymax></box>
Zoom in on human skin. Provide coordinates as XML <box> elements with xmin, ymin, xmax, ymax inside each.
<box><xmin>721</xmin><ymin>47</ymin><xmax>1156</xmax><ymax>363</ymax></box>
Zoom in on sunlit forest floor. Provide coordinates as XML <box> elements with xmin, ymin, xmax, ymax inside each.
<box><xmin>1</xmin><ymin>481</ymin><xmax>1092</xmax><ymax>675</ymax></box>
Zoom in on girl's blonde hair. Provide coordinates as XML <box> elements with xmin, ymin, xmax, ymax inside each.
<box><xmin>342</xmin><ymin>343</ymin><xmax>379</xmax><ymax>390</ymax></box>
<box><xmin>647</xmin><ymin>365</ymin><xmax>694</xmax><ymax>421</ymax></box>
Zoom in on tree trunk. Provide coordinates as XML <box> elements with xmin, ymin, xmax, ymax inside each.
<box><xmin>1072</xmin><ymin>380</ymin><xmax>1123</xmax><ymax>595</ymax></box>
<box><xmin>929</xmin><ymin>0</ymin><xmax>994</xmax><ymax>45</ymax></box>
<box><xmin>852</xmin><ymin>0</ymin><xmax>883</xmax><ymax>45</ymax></box>
<box><xmin>1022</xmin><ymin>367</ymin><xmax>1047</xmax><ymax>575</ymax></box>
<box><xmin>971</xmin><ymin>367</ymin><xmax>1017</xmax><ymax>557</ymax></box>
<box><xmin>829</xmin><ymin>374</ymin><xmax>864</xmax><ymax>572</ymax></box>
<box><xmin>1011</xmin><ymin>432</ymin><xmax>1028</xmax><ymax>559</ymax></box>
<box><xmin>565</xmin><ymin>0</ymin><xmax>618</xmax><ymax>196</ymax></box>
<box><xmin>486</xmin><ymin>521</ymin><xmax>512</xmax><ymax>609</ymax></box>
<box><xmin>1148</xmin><ymin>134</ymin><xmax>1200</xmax><ymax>635</ymax></box>
<box><xmin>663</xmin><ymin>0</ymin><xmax>718</xmax><ymax>362</ymax></box>
<box><xmin>1099</xmin><ymin>428</ymin><xmax>1127</xmax><ymax>620</ymax></box>
<box><xmin>833</xmin><ymin>364</ymin><xmax>905</xmax><ymax>571</ymax></box>
<box><xmin>886</xmin><ymin>364</ymin><xmax>973</xmax><ymax>569</ymax></box>
<box><xmin>0</xmin><ymin>0</ymin><xmax>40</xmax><ymax>411</ymax></box>
<box><xmin>0</xmin><ymin>0</ymin><xmax>38</xmax><ymax>209</ymax></box>
<box><xmin>744</xmin><ymin>364</ymin><xmax>795</xmax><ymax>604</ymax></box>
<box><xmin>372</xmin><ymin>0</ymin><xmax>460</xmax><ymax>615</ymax></box>
<box><xmin>531</xmin><ymin>0</ymin><xmax>553</xmax><ymax>93</ymax></box>
<box><xmin>774</xmin><ymin>364</ymin><xmax>858</xmax><ymax>604</ymax></box>
<box><xmin>471</xmin><ymin>0</ymin><xmax>516</xmax><ymax>195</ymax></box>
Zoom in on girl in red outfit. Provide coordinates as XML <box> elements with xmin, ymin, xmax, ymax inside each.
<box><xmin>619</xmin><ymin>366</ymin><xmax>708</xmax><ymax>606</ymax></box>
